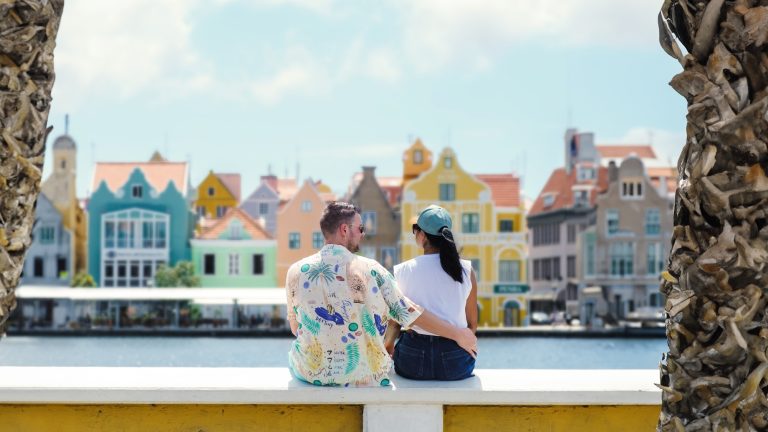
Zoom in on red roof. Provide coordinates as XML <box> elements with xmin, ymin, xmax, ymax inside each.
<box><xmin>476</xmin><ymin>174</ymin><xmax>521</xmax><ymax>207</ymax></box>
<box><xmin>215</xmin><ymin>173</ymin><xmax>241</xmax><ymax>203</ymax></box>
<box><xmin>596</xmin><ymin>145</ymin><xmax>656</xmax><ymax>159</ymax></box>
<box><xmin>198</xmin><ymin>208</ymin><xmax>271</xmax><ymax>240</ymax></box>
<box><xmin>529</xmin><ymin>167</ymin><xmax>609</xmax><ymax>216</ymax></box>
<box><xmin>92</xmin><ymin>162</ymin><xmax>189</xmax><ymax>195</ymax></box>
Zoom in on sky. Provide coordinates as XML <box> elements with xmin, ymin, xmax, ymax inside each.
<box><xmin>42</xmin><ymin>0</ymin><xmax>689</xmax><ymax>202</ymax></box>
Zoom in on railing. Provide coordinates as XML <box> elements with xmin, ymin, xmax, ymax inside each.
<box><xmin>0</xmin><ymin>367</ymin><xmax>660</xmax><ymax>431</ymax></box>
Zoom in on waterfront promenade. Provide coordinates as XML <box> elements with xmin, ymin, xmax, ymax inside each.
<box><xmin>0</xmin><ymin>366</ymin><xmax>660</xmax><ymax>431</ymax></box>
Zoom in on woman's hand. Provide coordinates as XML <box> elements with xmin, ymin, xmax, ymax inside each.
<box><xmin>454</xmin><ymin>327</ymin><xmax>478</xmax><ymax>359</ymax></box>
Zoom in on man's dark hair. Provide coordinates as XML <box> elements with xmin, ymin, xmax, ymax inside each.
<box><xmin>320</xmin><ymin>202</ymin><xmax>360</xmax><ymax>238</ymax></box>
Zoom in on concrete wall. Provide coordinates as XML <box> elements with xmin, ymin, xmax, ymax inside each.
<box><xmin>0</xmin><ymin>367</ymin><xmax>660</xmax><ymax>431</ymax></box>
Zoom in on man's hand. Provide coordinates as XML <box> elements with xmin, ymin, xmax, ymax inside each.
<box><xmin>454</xmin><ymin>327</ymin><xmax>478</xmax><ymax>359</ymax></box>
<box><xmin>384</xmin><ymin>341</ymin><xmax>395</xmax><ymax>358</ymax></box>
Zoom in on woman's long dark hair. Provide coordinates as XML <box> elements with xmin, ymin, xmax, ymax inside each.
<box><xmin>416</xmin><ymin>224</ymin><xmax>464</xmax><ymax>283</ymax></box>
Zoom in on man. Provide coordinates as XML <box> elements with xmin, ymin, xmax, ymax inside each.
<box><xmin>286</xmin><ymin>201</ymin><xmax>477</xmax><ymax>387</ymax></box>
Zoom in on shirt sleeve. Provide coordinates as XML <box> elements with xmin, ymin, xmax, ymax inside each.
<box><xmin>285</xmin><ymin>263</ymin><xmax>298</xmax><ymax>321</ymax></box>
<box><xmin>377</xmin><ymin>263</ymin><xmax>422</xmax><ymax>327</ymax></box>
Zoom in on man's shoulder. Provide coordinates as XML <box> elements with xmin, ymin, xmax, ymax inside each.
<box><xmin>289</xmin><ymin>252</ymin><xmax>322</xmax><ymax>272</ymax></box>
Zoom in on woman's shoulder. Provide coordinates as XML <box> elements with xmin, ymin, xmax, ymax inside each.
<box><xmin>394</xmin><ymin>258</ymin><xmax>418</xmax><ymax>274</ymax></box>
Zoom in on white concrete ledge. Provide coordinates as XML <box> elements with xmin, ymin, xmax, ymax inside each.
<box><xmin>0</xmin><ymin>367</ymin><xmax>660</xmax><ymax>405</ymax></box>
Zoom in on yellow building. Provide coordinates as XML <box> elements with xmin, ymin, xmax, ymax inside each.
<box><xmin>402</xmin><ymin>138</ymin><xmax>433</xmax><ymax>184</ymax></box>
<box><xmin>194</xmin><ymin>171</ymin><xmax>241</xmax><ymax>219</ymax></box>
<box><xmin>400</xmin><ymin>144</ymin><xmax>528</xmax><ymax>326</ymax></box>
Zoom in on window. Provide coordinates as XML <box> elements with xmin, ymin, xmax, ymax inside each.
<box><xmin>259</xmin><ymin>203</ymin><xmax>269</xmax><ymax>215</ymax></box>
<box><xmin>444</xmin><ymin>157</ymin><xmax>453</xmax><ymax>168</ymax></box>
<box><xmin>499</xmin><ymin>219</ymin><xmax>513</xmax><ymax>232</ymax></box>
<box><xmin>645</xmin><ymin>208</ymin><xmax>661</xmax><ymax>235</ymax></box>
<box><xmin>57</xmin><ymin>257</ymin><xmax>67</xmax><ymax>279</ymax></box>
<box><xmin>542</xmin><ymin>194</ymin><xmax>555</xmax><ymax>207</ymax></box>
<box><xmin>573</xmin><ymin>190</ymin><xmax>589</xmax><ymax>207</ymax></box>
<box><xmin>470</xmin><ymin>259</ymin><xmax>480</xmax><ymax>281</ymax></box>
<box><xmin>61</xmin><ymin>159</ymin><xmax>66</xmax><ymax>169</ymax></box>
<box><xmin>462</xmin><ymin>213</ymin><xmax>480</xmax><ymax>233</ymax></box>
<box><xmin>231</xmin><ymin>223</ymin><xmax>242</xmax><ymax>240</ymax></box>
<box><xmin>647</xmin><ymin>242</ymin><xmax>665</xmax><ymax>275</ymax></box>
<box><xmin>132</xmin><ymin>185</ymin><xmax>143</xmax><ymax>198</ymax></box>
<box><xmin>362</xmin><ymin>211</ymin><xmax>377</xmax><ymax>235</ymax></box>
<box><xmin>252</xmin><ymin>254</ymin><xmax>264</xmax><ymax>275</ymax></box>
<box><xmin>606</xmin><ymin>210</ymin><xmax>619</xmax><ymax>235</ymax></box>
<box><xmin>577</xmin><ymin>166</ymin><xmax>595</xmax><ymax>181</ymax></box>
<box><xmin>610</xmin><ymin>242</ymin><xmax>634</xmax><ymax>277</ymax></box>
<box><xmin>216</xmin><ymin>206</ymin><xmax>228</xmax><ymax>218</ymax></box>
<box><xmin>39</xmin><ymin>226</ymin><xmax>55</xmax><ymax>244</ymax></box>
<box><xmin>229</xmin><ymin>254</ymin><xmax>240</xmax><ymax>275</ymax></box>
<box><xmin>33</xmin><ymin>257</ymin><xmax>44</xmax><ymax>277</ymax></box>
<box><xmin>414</xmin><ymin>150</ymin><xmax>423</xmax><ymax>164</ymax></box>
<box><xmin>155</xmin><ymin>221</ymin><xmax>167</xmax><ymax>248</ymax></box>
<box><xmin>142</xmin><ymin>221</ymin><xmax>154</xmax><ymax>248</ymax></box>
<box><xmin>585</xmin><ymin>242</ymin><xmax>595</xmax><ymax>276</ymax></box>
<box><xmin>208</xmin><ymin>187</ymin><xmax>215</xmax><ymax>197</ymax></box>
<box><xmin>498</xmin><ymin>260</ymin><xmax>520</xmax><ymax>282</ymax></box>
<box><xmin>196</xmin><ymin>206</ymin><xmax>206</xmax><ymax>218</ymax></box>
<box><xmin>533</xmin><ymin>223</ymin><xmax>560</xmax><ymax>246</ymax></box>
<box><xmin>649</xmin><ymin>292</ymin><xmax>663</xmax><ymax>308</ymax></box>
<box><xmin>204</xmin><ymin>254</ymin><xmax>216</xmax><ymax>275</ymax></box>
<box><xmin>567</xmin><ymin>255</ymin><xmax>576</xmax><ymax>278</ymax></box>
<box><xmin>567</xmin><ymin>224</ymin><xmax>576</xmax><ymax>244</ymax></box>
<box><xmin>312</xmin><ymin>232</ymin><xmax>323</xmax><ymax>249</ymax></box>
<box><xmin>301</xmin><ymin>201</ymin><xmax>312</xmax><ymax>212</ymax></box>
<box><xmin>289</xmin><ymin>232</ymin><xmax>300</xmax><ymax>249</ymax></box>
<box><xmin>439</xmin><ymin>183</ymin><xmax>455</xmax><ymax>201</ymax></box>
<box><xmin>621</xmin><ymin>180</ymin><xmax>644</xmax><ymax>199</ymax></box>
<box><xmin>533</xmin><ymin>259</ymin><xmax>540</xmax><ymax>281</ymax></box>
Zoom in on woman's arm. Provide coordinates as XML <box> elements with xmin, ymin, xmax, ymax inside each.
<box><xmin>465</xmin><ymin>269</ymin><xmax>478</xmax><ymax>332</ymax></box>
<box><xmin>383</xmin><ymin>320</ymin><xmax>401</xmax><ymax>357</ymax></box>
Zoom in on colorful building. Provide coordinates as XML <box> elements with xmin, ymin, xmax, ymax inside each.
<box><xmin>347</xmin><ymin>166</ymin><xmax>401</xmax><ymax>271</ymax></box>
<box><xmin>191</xmin><ymin>208</ymin><xmax>277</xmax><ymax>287</ymax></box>
<box><xmin>36</xmin><ymin>124</ymin><xmax>88</xmax><ymax>282</ymax></box>
<box><xmin>22</xmin><ymin>194</ymin><xmax>72</xmax><ymax>285</ymax></box>
<box><xmin>275</xmin><ymin>180</ymin><xmax>334</xmax><ymax>286</ymax></box>
<box><xmin>194</xmin><ymin>171</ymin><xmax>241</xmax><ymax>219</ymax></box>
<box><xmin>400</xmin><ymin>144</ymin><xmax>527</xmax><ymax>326</ymax></box>
<box><xmin>240</xmin><ymin>175</ymin><xmax>281</xmax><ymax>236</ymax></box>
<box><xmin>87</xmin><ymin>157</ymin><xmax>195</xmax><ymax>287</ymax></box>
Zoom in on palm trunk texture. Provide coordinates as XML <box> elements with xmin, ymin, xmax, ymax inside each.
<box><xmin>659</xmin><ymin>0</ymin><xmax>768</xmax><ymax>430</ymax></box>
<box><xmin>0</xmin><ymin>0</ymin><xmax>64</xmax><ymax>333</ymax></box>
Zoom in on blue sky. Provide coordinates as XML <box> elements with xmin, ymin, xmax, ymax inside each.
<box><xmin>43</xmin><ymin>0</ymin><xmax>688</xmax><ymax>202</ymax></box>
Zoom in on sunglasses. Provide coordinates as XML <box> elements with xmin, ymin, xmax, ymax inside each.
<box><xmin>347</xmin><ymin>223</ymin><xmax>365</xmax><ymax>234</ymax></box>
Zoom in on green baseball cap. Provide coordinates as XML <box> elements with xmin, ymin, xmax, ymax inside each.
<box><xmin>416</xmin><ymin>205</ymin><xmax>452</xmax><ymax>236</ymax></box>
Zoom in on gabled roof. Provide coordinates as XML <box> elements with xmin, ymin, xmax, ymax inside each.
<box><xmin>276</xmin><ymin>178</ymin><xmax>298</xmax><ymax>202</ymax></box>
<box><xmin>596</xmin><ymin>145</ymin><xmax>656</xmax><ymax>159</ymax></box>
<box><xmin>529</xmin><ymin>166</ymin><xmax>609</xmax><ymax>216</ymax></box>
<box><xmin>91</xmin><ymin>161</ymin><xmax>189</xmax><ymax>195</ymax></box>
<box><xmin>347</xmin><ymin>171</ymin><xmax>402</xmax><ymax>207</ymax></box>
<box><xmin>215</xmin><ymin>173</ymin><xmax>241</xmax><ymax>203</ymax></box>
<box><xmin>198</xmin><ymin>207</ymin><xmax>272</xmax><ymax>240</ymax></box>
<box><xmin>476</xmin><ymin>174</ymin><xmax>521</xmax><ymax>207</ymax></box>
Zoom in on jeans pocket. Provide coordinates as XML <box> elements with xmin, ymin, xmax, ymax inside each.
<box><xmin>394</xmin><ymin>342</ymin><xmax>426</xmax><ymax>379</ymax></box>
<box><xmin>440</xmin><ymin>348</ymin><xmax>475</xmax><ymax>381</ymax></box>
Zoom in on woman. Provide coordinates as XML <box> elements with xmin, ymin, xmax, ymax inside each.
<box><xmin>384</xmin><ymin>205</ymin><xmax>478</xmax><ymax>380</ymax></box>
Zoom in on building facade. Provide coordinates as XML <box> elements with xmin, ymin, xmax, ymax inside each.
<box><xmin>240</xmin><ymin>175</ymin><xmax>281</xmax><ymax>237</ymax></box>
<box><xmin>191</xmin><ymin>208</ymin><xmax>277</xmax><ymax>287</ymax></box>
<box><xmin>22</xmin><ymin>194</ymin><xmax>72</xmax><ymax>285</ymax></box>
<box><xmin>581</xmin><ymin>156</ymin><xmax>673</xmax><ymax>322</ymax></box>
<box><xmin>87</xmin><ymin>160</ymin><xmax>195</xmax><ymax>287</ymax></box>
<box><xmin>348</xmin><ymin>166</ymin><xmax>401</xmax><ymax>271</ymax></box>
<box><xmin>527</xmin><ymin>129</ymin><xmax>608</xmax><ymax>320</ymax></box>
<box><xmin>400</xmin><ymin>146</ymin><xmax>527</xmax><ymax>326</ymax></box>
<box><xmin>194</xmin><ymin>171</ymin><xmax>241</xmax><ymax>219</ymax></box>
<box><xmin>275</xmin><ymin>180</ymin><xmax>328</xmax><ymax>286</ymax></box>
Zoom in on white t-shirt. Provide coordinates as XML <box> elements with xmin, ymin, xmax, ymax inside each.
<box><xmin>394</xmin><ymin>254</ymin><xmax>473</xmax><ymax>336</ymax></box>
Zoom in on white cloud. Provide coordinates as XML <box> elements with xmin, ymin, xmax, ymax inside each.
<box><xmin>392</xmin><ymin>0</ymin><xmax>661</xmax><ymax>71</ymax></box>
<box><xmin>52</xmin><ymin>0</ymin><xmax>208</xmax><ymax>107</ymax></box>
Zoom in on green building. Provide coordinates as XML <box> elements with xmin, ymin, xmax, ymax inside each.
<box><xmin>191</xmin><ymin>208</ymin><xmax>277</xmax><ymax>287</ymax></box>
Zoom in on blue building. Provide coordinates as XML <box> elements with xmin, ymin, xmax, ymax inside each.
<box><xmin>87</xmin><ymin>158</ymin><xmax>195</xmax><ymax>287</ymax></box>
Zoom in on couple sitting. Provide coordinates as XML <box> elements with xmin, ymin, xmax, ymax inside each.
<box><xmin>286</xmin><ymin>202</ymin><xmax>478</xmax><ymax>387</ymax></box>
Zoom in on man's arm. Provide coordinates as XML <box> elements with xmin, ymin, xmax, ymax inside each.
<box><xmin>383</xmin><ymin>320</ymin><xmax>401</xmax><ymax>357</ymax></box>
<box><xmin>285</xmin><ymin>266</ymin><xmax>299</xmax><ymax>336</ymax></box>
<box><xmin>411</xmin><ymin>310</ymin><xmax>477</xmax><ymax>358</ymax></box>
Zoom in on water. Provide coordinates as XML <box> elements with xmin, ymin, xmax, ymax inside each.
<box><xmin>0</xmin><ymin>336</ymin><xmax>668</xmax><ymax>369</ymax></box>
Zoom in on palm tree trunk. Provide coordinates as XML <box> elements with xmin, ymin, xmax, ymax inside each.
<box><xmin>658</xmin><ymin>0</ymin><xmax>768</xmax><ymax>430</ymax></box>
<box><xmin>0</xmin><ymin>0</ymin><xmax>64</xmax><ymax>333</ymax></box>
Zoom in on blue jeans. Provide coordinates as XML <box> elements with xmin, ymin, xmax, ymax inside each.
<box><xmin>394</xmin><ymin>331</ymin><xmax>475</xmax><ymax>381</ymax></box>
